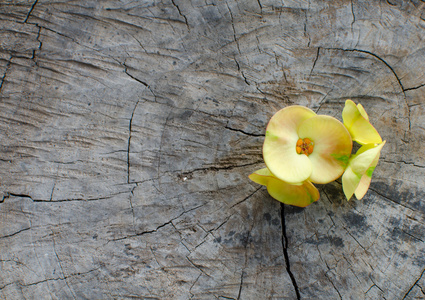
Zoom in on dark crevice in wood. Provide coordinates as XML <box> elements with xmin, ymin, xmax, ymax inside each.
<box><xmin>52</xmin><ymin>238</ymin><xmax>77</xmax><ymax>299</ymax></box>
<box><xmin>237</xmin><ymin>211</ymin><xmax>254</xmax><ymax>300</ymax></box>
<box><xmin>381</xmin><ymin>159</ymin><xmax>425</xmax><ymax>168</ymax></box>
<box><xmin>323</xmin><ymin>47</ymin><xmax>411</xmax><ymax>130</ymax></box>
<box><xmin>20</xmin><ymin>269</ymin><xmax>99</xmax><ymax>288</ymax></box>
<box><xmin>230</xmin><ymin>187</ymin><xmax>262</xmax><ymax>209</ymax></box>
<box><xmin>0</xmin><ymin>227</ymin><xmax>31</xmax><ymax>239</ymax></box>
<box><xmin>123</xmin><ymin>63</ymin><xmax>158</xmax><ymax>101</ymax></box>
<box><xmin>224</xmin><ymin>125</ymin><xmax>264</xmax><ymax>137</ymax></box>
<box><xmin>185</xmin><ymin>256</ymin><xmax>212</xmax><ymax>278</ymax></box>
<box><xmin>129</xmin><ymin>185</ymin><xmax>137</xmax><ymax>233</ymax></box>
<box><xmin>127</xmin><ymin>100</ymin><xmax>140</xmax><ymax>184</ymax></box>
<box><xmin>226</xmin><ymin>3</ymin><xmax>241</xmax><ymax>55</ymax></box>
<box><xmin>171</xmin><ymin>0</ymin><xmax>190</xmax><ymax>30</ymax></box>
<box><xmin>304</xmin><ymin>0</ymin><xmax>311</xmax><ymax>47</ymax></box>
<box><xmin>325</xmin><ymin>273</ymin><xmax>343</xmax><ymax>300</ymax></box>
<box><xmin>309</xmin><ymin>47</ymin><xmax>320</xmax><ymax>78</ymax></box>
<box><xmin>2</xmin><ymin>193</ymin><xmax>34</xmax><ymax>202</ymax></box>
<box><xmin>1</xmin><ymin>191</ymin><xmax>132</xmax><ymax>203</ymax></box>
<box><xmin>123</xmin><ymin>63</ymin><xmax>149</xmax><ymax>87</ymax></box>
<box><xmin>181</xmin><ymin>161</ymin><xmax>263</xmax><ymax>177</ymax></box>
<box><xmin>350</xmin><ymin>0</ymin><xmax>356</xmax><ymax>32</ymax></box>
<box><xmin>123</xmin><ymin>63</ymin><xmax>158</xmax><ymax>102</ymax></box>
<box><xmin>111</xmin><ymin>220</ymin><xmax>173</xmax><ymax>242</ymax></box>
<box><xmin>418</xmin><ymin>284</ymin><xmax>425</xmax><ymax>295</ymax></box>
<box><xmin>0</xmin><ymin>57</ymin><xmax>12</xmax><ymax>93</ymax></box>
<box><xmin>404</xmin><ymin>83</ymin><xmax>425</xmax><ymax>92</ymax></box>
<box><xmin>233</xmin><ymin>57</ymin><xmax>251</xmax><ymax>85</ymax></box>
<box><xmin>323</xmin><ymin>47</ymin><xmax>405</xmax><ymax>94</ymax></box>
<box><xmin>24</xmin><ymin>0</ymin><xmax>38</xmax><ymax>23</ymax></box>
<box><xmin>402</xmin><ymin>268</ymin><xmax>425</xmax><ymax>300</ymax></box>
<box><xmin>236</xmin><ymin>266</ymin><xmax>245</xmax><ymax>300</ymax></box>
<box><xmin>111</xmin><ymin>203</ymin><xmax>205</xmax><ymax>242</ymax></box>
<box><xmin>32</xmin><ymin>24</ymin><xmax>43</xmax><ymax>61</ymax></box>
<box><xmin>280</xmin><ymin>204</ymin><xmax>301</xmax><ymax>300</ymax></box>
<box><xmin>256</xmin><ymin>0</ymin><xmax>263</xmax><ymax>12</ymax></box>
<box><xmin>368</xmin><ymin>187</ymin><xmax>414</xmax><ymax>211</ymax></box>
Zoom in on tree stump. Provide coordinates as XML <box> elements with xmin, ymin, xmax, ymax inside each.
<box><xmin>1</xmin><ymin>0</ymin><xmax>425</xmax><ymax>299</ymax></box>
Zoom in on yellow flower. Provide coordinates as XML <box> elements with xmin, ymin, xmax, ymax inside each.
<box><xmin>342</xmin><ymin>141</ymin><xmax>386</xmax><ymax>200</ymax></box>
<box><xmin>263</xmin><ymin>106</ymin><xmax>352</xmax><ymax>184</ymax></box>
<box><xmin>342</xmin><ymin>99</ymin><xmax>382</xmax><ymax>145</ymax></box>
<box><xmin>249</xmin><ymin>168</ymin><xmax>320</xmax><ymax>207</ymax></box>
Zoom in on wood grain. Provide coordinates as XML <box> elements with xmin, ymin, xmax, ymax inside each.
<box><xmin>1</xmin><ymin>0</ymin><xmax>425</xmax><ymax>299</ymax></box>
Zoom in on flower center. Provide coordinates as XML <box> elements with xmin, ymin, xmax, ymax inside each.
<box><xmin>296</xmin><ymin>138</ymin><xmax>314</xmax><ymax>156</ymax></box>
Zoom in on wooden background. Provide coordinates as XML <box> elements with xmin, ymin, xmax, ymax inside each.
<box><xmin>1</xmin><ymin>0</ymin><xmax>425</xmax><ymax>299</ymax></box>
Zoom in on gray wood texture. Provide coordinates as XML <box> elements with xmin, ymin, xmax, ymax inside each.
<box><xmin>1</xmin><ymin>0</ymin><xmax>425</xmax><ymax>299</ymax></box>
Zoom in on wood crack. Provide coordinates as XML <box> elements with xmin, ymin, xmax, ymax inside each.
<box><xmin>280</xmin><ymin>204</ymin><xmax>301</xmax><ymax>299</ymax></box>
<box><xmin>52</xmin><ymin>237</ymin><xmax>77</xmax><ymax>299</ymax></box>
<box><xmin>127</xmin><ymin>100</ymin><xmax>140</xmax><ymax>184</ymax></box>
<box><xmin>1</xmin><ymin>191</ymin><xmax>133</xmax><ymax>203</ymax></box>
<box><xmin>350</xmin><ymin>0</ymin><xmax>356</xmax><ymax>33</ymax></box>
<box><xmin>325</xmin><ymin>273</ymin><xmax>343</xmax><ymax>300</ymax></box>
<box><xmin>404</xmin><ymin>83</ymin><xmax>425</xmax><ymax>92</ymax></box>
<box><xmin>110</xmin><ymin>203</ymin><xmax>205</xmax><ymax>242</ymax></box>
<box><xmin>171</xmin><ymin>0</ymin><xmax>189</xmax><ymax>30</ymax></box>
<box><xmin>123</xmin><ymin>62</ymin><xmax>157</xmax><ymax>101</ymax></box>
<box><xmin>24</xmin><ymin>0</ymin><xmax>38</xmax><ymax>23</ymax></box>
<box><xmin>181</xmin><ymin>161</ymin><xmax>263</xmax><ymax>178</ymax></box>
<box><xmin>381</xmin><ymin>159</ymin><xmax>425</xmax><ymax>168</ymax></box>
<box><xmin>323</xmin><ymin>47</ymin><xmax>411</xmax><ymax>130</ymax></box>
<box><xmin>0</xmin><ymin>56</ymin><xmax>12</xmax><ymax>93</ymax></box>
<box><xmin>368</xmin><ymin>187</ymin><xmax>414</xmax><ymax>211</ymax></box>
<box><xmin>226</xmin><ymin>3</ymin><xmax>241</xmax><ymax>55</ymax></box>
<box><xmin>233</xmin><ymin>57</ymin><xmax>250</xmax><ymax>85</ymax></box>
<box><xmin>402</xmin><ymin>268</ymin><xmax>425</xmax><ymax>299</ymax></box>
<box><xmin>0</xmin><ymin>227</ymin><xmax>31</xmax><ymax>239</ymax></box>
<box><xmin>309</xmin><ymin>47</ymin><xmax>320</xmax><ymax>78</ymax></box>
<box><xmin>323</xmin><ymin>47</ymin><xmax>405</xmax><ymax>94</ymax></box>
<box><xmin>32</xmin><ymin>24</ymin><xmax>43</xmax><ymax>61</ymax></box>
<box><xmin>224</xmin><ymin>125</ymin><xmax>264</xmax><ymax>137</ymax></box>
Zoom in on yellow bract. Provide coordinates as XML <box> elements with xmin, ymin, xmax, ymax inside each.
<box><xmin>263</xmin><ymin>106</ymin><xmax>352</xmax><ymax>185</ymax></box>
<box><xmin>342</xmin><ymin>99</ymin><xmax>382</xmax><ymax>145</ymax></box>
<box><xmin>249</xmin><ymin>168</ymin><xmax>320</xmax><ymax>207</ymax></box>
<box><xmin>250</xmin><ymin>101</ymin><xmax>385</xmax><ymax>208</ymax></box>
<box><xmin>342</xmin><ymin>141</ymin><xmax>386</xmax><ymax>200</ymax></box>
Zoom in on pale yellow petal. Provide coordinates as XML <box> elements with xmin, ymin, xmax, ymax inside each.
<box><xmin>248</xmin><ymin>168</ymin><xmax>272</xmax><ymax>186</ymax></box>
<box><xmin>354</xmin><ymin>173</ymin><xmax>372</xmax><ymax>200</ymax></box>
<box><xmin>267</xmin><ymin>178</ymin><xmax>320</xmax><ymax>207</ymax></box>
<box><xmin>349</xmin><ymin>142</ymin><xmax>385</xmax><ymax>175</ymax></box>
<box><xmin>342</xmin><ymin>141</ymin><xmax>386</xmax><ymax>200</ymax></box>
<box><xmin>342</xmin><ymin>100</ymin><xmax>382</xmax><ymax>145</ymax></box>
<box><xmin>342</xmin><ymin>166</ymin><xmax>360</xmax><ymax>201</ymax></box>
<box><xmin>263</xmin><ymin>106</ymin><xmax>316</xmax><ymax>184</ymax></box>
<box><xmin>249</xmin><ymin>168</ymin><xmax>320</xmax><ymax>207</ymax></box>
<box><xmin>357</xmin><ymin>103</ymin><xmax>369</xmax><ymax>121</ymax></box>
<box><xmin>265</xmin><ymin>105</ymin><xmax>316</xmax><ymax>140</ymax></box>
<box><xmin>341</xmin><ymin>100</ymin><xmax>358</xmax><ymax>127</ymax></box>
<box><xmin>297</xmin><ymin>115</ymin><xmax>352</xmax><ymax>184</ymax></box>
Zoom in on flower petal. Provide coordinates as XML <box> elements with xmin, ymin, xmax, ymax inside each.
<box><xmin>349</xmin><ymin>142</ymin><xmax>385</xmax><ymax>175</ymax></box>
<box><xmin>249</xmin><ymin>167</ymin><xmax>273</xmax><ymax>186</ymax></box>
<box><xmin>342</xmin><ymin>99</ymin><xmax>382</xmax><ymax>145</ymax></box>
<box><xmin>263</xmin><ymin>106</ymin><xmax>316</xmax><ymax>184</ymax></box>
<box><xmin>341</xmin><ymin>166</ymin><xmax>359</xmax><ymax>201</ymax></box>
<box><xmin>342</xmin><ymin>141</ymin><xmax>386</xmax><ymax>200</ymax></box>
<box><xmin>297</xmin><ymin>115</ymin><xmax>352</xmax><ymax>184</ymax></box>
<box><xmin>248</xmin><ymin>168</ymin><xmax>320</xmax><ymax>207</ymax></box>
<box><xmin>354</xmin><ymin>173</ymin><xmax>373</xmax><ymax>200</ymax></box>
<box><xmin>357</xmin><ymin>103</ymin><xmax>369</xmax><ymax>120</ymax></box>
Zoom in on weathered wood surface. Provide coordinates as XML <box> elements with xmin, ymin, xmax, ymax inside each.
<box><xmin>1</xmin><ymin>0</ymin><xmax>425</xmax><ymax>299</ymax></box>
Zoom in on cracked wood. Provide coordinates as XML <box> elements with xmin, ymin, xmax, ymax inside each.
<box><xmin>1</xmin><ymin>0</ymin><xmax>425</xmax><ymax>299</ymax></box>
